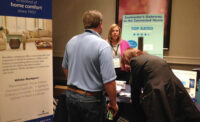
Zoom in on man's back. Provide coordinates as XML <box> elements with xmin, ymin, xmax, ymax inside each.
<box><xmin>62</xmin><ymin>10</ymin><xmax>118</xmax><ymax>122</ymax></box>
<box><xmin>62</xmin><ymin>29</ymin><xmax>116</xmax><ymax>92</ymax></box>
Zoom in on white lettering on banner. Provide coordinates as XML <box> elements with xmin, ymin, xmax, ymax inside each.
<box><xmin>25</xmin><ymin>5</ymin><xmax>43</xmax><ymax>10</ymax></box>
<box><xmin>11</xmin><ymin>2</ymin><xmax>24</xmax><ymax>8</ymax></box>
<box><xmin>16</xmin><ymin>0</ymin><xmax>35</xmax><ymax>4</ymax></box>
<box><xmin>10</xmin><ymin>1</ymin><xmax>43</xmax><ymax>10</ymax></box>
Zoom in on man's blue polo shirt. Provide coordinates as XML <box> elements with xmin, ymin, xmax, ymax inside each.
<box><xmin>62</xmin><ymin>29</ymin><xmax>116</xmax><ymax>92</ymax></box>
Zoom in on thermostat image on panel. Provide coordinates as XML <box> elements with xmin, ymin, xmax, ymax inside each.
<box><xmin>189</xmin><ymin>79</ymin><xmax>195</xmax><ymax>88</ymax></box>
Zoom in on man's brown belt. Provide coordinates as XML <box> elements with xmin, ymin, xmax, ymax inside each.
<box><xmin>66</xmin><ymin>86</ymin><xmax>102</xmax><ymax>96</ymax></box>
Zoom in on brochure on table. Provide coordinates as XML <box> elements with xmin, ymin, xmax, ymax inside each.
<box><xmin>116</xmin><ymin>80</ymin><xmax>131</xmax><ymax>98</ymax></box>
<box><xmin>0</xmin><ymin>0</ymin><xmax>53</xmax><ymax>122</ymax></box>
<box><xmin>122</xmin><ymin>14</ymin><xmax>164</xmax><ymax>58</ymax></box>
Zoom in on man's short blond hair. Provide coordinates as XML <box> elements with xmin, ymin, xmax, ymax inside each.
<box><xmin>82</xmin><ymin>10</ymin><xmax>103</xmax><ymax>29</ymax></box>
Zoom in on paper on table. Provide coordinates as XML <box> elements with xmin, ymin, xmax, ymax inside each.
<box><xmin>116</xmin><ymin>80</ymin><xmax>126</xmax><ymax>90</ymax></box>
<box><xmin>119</xmin><ymin>92</ymin><xmax>131</xmax><ymax>98</ymax></box>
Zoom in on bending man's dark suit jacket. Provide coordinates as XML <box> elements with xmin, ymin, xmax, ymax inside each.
<box><xmin>130</xmin><ymin>54</ymin><xmax>200</xmax><ymax>122</ymax></box>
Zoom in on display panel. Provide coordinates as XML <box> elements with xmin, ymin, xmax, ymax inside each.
<box><xmin>172</xmin><ymin>69</ymin><xmax>197</xmax><ymax>100</ymax></box>
<box><xmin>116</xmin><ymin>0</ymin><xmax>172</xmax><ymax>49</ymax></box>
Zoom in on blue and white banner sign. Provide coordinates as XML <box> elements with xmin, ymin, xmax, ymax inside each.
<box><xmin>0</xmin><ymin>0</ymin><xmax>52</xmax><ymax>19</ymax></box>
<box><xmin>122</xmin><ymin>14</ymin><xmax>164</xmax><ymax>57</ymax></box>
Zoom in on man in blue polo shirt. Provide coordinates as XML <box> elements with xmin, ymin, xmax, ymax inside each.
<box><xmin>62</xmin><ymin>10</ymin><xmax>118</xmax><ymax>122</ymax></box>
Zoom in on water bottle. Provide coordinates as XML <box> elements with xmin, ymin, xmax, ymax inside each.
<box><xmin>107</xmin><ymin>108</ymin><xmax>114</xmax><ymax>120</ymax></box>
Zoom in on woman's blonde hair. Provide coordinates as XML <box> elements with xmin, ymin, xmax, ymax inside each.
<box><xmin>121</xmin><ymin>48</ymin><xmax>146</xmax><ymax>69</ymax></box>
<box><xmin>107</xmin><ymin>24</ymin><xmax>121</xmax><ymax>44</ymax></box>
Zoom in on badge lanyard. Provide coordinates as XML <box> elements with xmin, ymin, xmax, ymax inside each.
<box><xmin>111</xmin><ymin>43</ymin><xmax>119</xmax><ymax>56</ymax></box>
<box><xmin>111</xmin><ymin>41</ymin><xmax>121</xmax><ymax>68</ymax></box>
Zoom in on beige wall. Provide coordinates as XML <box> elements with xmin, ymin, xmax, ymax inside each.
<box><xmin>164</xmin><ymin>0</ymin><xmax>200</xmax><ymax>67</ymax></box>
<box><xmin>53</xmin><ymin>0</ymin><xmax>200</xmax><ymax>69</ymax></box>
<box><xmin>53</xmin><ymin>0</ymin><xmax>116</xmax><ymax>57</ymax></box>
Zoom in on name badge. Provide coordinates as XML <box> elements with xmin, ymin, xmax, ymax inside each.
<box><xmin>113</xmin><ymin>58</ymin><xmax>120</xmax><ymax>68</ymax></box>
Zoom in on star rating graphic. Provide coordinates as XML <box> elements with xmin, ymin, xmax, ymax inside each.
<box><xmin>133</xmin><ymin>33</ymin><xmax>149</xmax><ymax>36</ymax></box>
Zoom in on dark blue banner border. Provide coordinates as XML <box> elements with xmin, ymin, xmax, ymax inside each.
<box><xmin>0</xmin><ymin>0</ymin><xmax>52</xmax><ymax>19</ymax></box>
<box><xmin>25</xmin><ymin>115</ymin><xmax>53</xmax><ymax>122</ymax></box>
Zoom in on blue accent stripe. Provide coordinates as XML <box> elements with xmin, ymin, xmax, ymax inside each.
<box><xmin>25</xmin><ymin>115</ymin><xmax>53</xmax><ymax>122</ymax></box>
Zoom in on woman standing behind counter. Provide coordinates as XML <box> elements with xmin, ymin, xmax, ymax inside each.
<box><xmin>107</xmin><ymin>24</ymin><xmax>130</xmax><ymax>83</ymax></box>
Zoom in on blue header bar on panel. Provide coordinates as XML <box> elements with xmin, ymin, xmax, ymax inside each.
<box><xmin>0</xmin><ymin>0</ymin><xmax>52</xmax><ymax>19</ymax></box>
